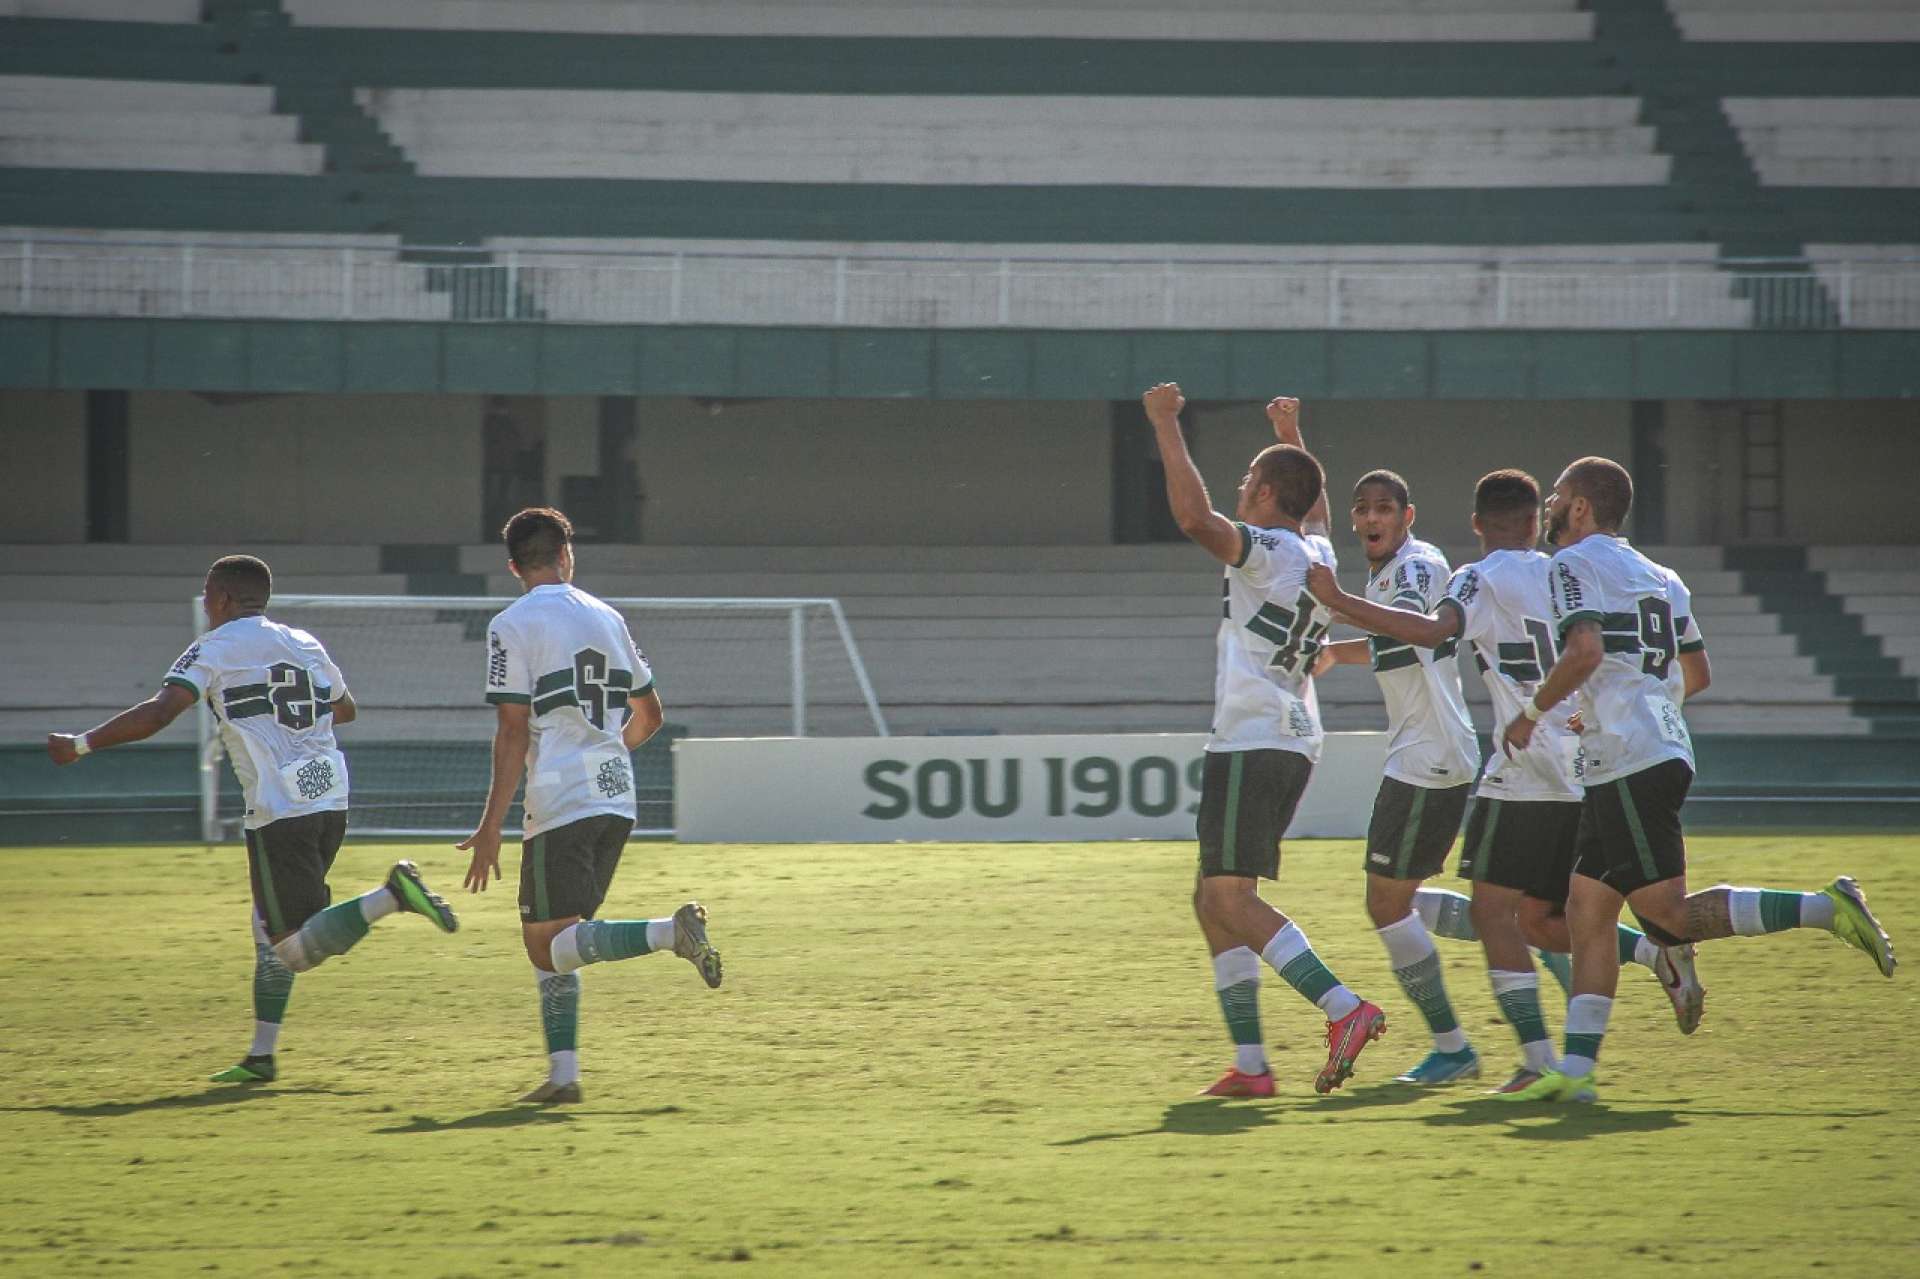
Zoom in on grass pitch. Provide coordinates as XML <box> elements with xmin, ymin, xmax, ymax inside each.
<box><xmin>1</xmin><ymin>835</ymin><xmax>1915</xmax><ymax>1276</ymax></box>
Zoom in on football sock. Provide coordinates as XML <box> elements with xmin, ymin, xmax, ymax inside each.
<box><xmin>1377</xmin><ymin>912</ymin><xmax>1468</xmax><ymax>1054</ymax></box>
<box><xmin>1560</xmin><ymin>993</ymin><xmax>1613</xmax><ymax>1078</ymax></box>
<box><xmin>1489</xmin><ymin>969</ymin><xmax>1555</xmax><ymax>1074</ymax></box>
<box><xmin>547</xmin><ymin>918</ymin><xmax>674</xmax><ymax>974</ymax></box>
<box><xmin>272</xmin><ymin>896</ymin><xmax>375</xmax><ymax>973</ymax></box>
<box><xmin>1534</xmin><ymin>949</ymin><xmax>1572</xmax><ymax>994</ymax></box>
<box><xmin>1413</xmin><ymin>888</ymin><xmax>1478</xmax><ymax>942</ymax></box>
<box><xmin>534</xmin><ymin>967</ymin><xmax>581</xmax><ymax>1084</ymax></box>
<box><xmin>1727</xmin><ymin>888</ymin><xmax>1837</xmax><ymax>934</ymax></box>
<box><xmin>250</xmin><ymin>939</ymin><xmax>293</xmax><ymax>1056</ymax></box>
<box><xmin>1261</xmin><ymin>923</ymin><xmax>1362</xmax><ymax>1021</ymax></box>
<box><xmin>1212</xmin><ymin>946</ymin><xmax>1266</xmax><ymax>1075</ymax></box>
<box><xmin>1621</xmin><ymin>926</ymin><xmax>1659</xmax><ymax>969</ymax></box>
<box><xmin>359</xmin><ymin>887</ymin><xmax>400</xmax><ymax>924</ymax></box>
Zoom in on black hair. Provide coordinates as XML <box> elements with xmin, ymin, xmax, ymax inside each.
<box><xmin>502</xmin><ymin>506</ymin><xmax>574</xmax><ymax>570</ymax></box>
<box><xmin>1252</xmin><ymin>444</ymin><xmax>1325</xmax><ymax>522</ymax></box>
<box><xmin>207</xmin><ymin>554</ymin><xmax>271</xmax><ymax>610</ymax></box>
<box><xmin>1563</xmin><ymin>457</ymin><xmax>1633</xmax><ymax>531</ymax></box>
<box><xmin>1352</xmin><ymin>469</ymin><xmax>1411</xmax><ymax>509</ymax></box>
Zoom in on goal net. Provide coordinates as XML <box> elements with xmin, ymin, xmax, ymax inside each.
<box><xmin>194</xmin><ymin>595</ymin><xmax>888</xmax><ymax>840</ymax></box>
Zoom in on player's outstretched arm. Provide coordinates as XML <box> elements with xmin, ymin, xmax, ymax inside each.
<box><xmin>330</xmin><ymin>690</ymin><xmax>359</xmax><ymax>726</ymax></box>
<box><xmin>622</xmin><ymin>689</ymin><xmax>664</xmax><ymax>751</ymax></box>
<box><xmin>1266</xmin><ymin>396</ymin><xmax>1331</xmax><ymax>537</ymax></box>
<box><xmin>1304</xmin><ymin>564</ymin><xmax>1461</xmax><ymax>649</ymax></box>
<box><xmin>1679</xmin><ymin>648</ymin><xmax>1712</xmax><ymax>700</ymax></box>
<box><xmin>46</xmin><ymin>684</ymin><xmax>197</xmax><ymax>765</ymax></box>
<box><xmin>1500</xmin><ymin>619</ymin><xmax>1603</xmax><ymax>756</ymax></box>
<box><xmin>458</xmin><ymin>701</ymin><xmax>531</xmax><ymax>891</ymax></box>
<box><xmin>1143</xmin><ymin>383</ymin><xmax>1241</xmax><ymax>565</ymax></box>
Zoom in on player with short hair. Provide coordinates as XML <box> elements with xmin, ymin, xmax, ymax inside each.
<box><xmin>1307</xmin><ymin>470</ymin><xmax>1699</xmax><ymax>1095</ymax></box>
<box><xmin>47</xmin><ymin>554</ymin><xmax>459</xmax><ymax>1084</ymax></box>
<box><xmin>1495</xmin><ymin>458</ymin><xmax>1895</xmax><ymax>1103</ymax></box>
<box><xmin>1143</xmin><ymin>383</ymin><xmax>1386</xmax><ymax>1098</ymax></box>
<box><xmin>459</xmin><ymin>507</ymin><xmax>723</xmax><ymax>1106</ymax></box>
<box><xmin>1313</xmin><ymin>471</ymin><xmax>1483</xmax><ymax>1085</ymax></box>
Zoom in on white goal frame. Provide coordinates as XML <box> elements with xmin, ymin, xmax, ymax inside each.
<box><xmin>194</xmin><ymin>594</ymin><xmax>889</xmax><ymax>842</ymax></box>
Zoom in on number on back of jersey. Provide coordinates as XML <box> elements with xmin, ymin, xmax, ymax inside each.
<box><xmin>1246</xmin><ymin>590</ymin><xmax>1329</xmax><ymax>677</ymax></box>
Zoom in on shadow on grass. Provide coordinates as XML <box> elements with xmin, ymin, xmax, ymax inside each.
<box><xmin>1</xmin><ymin>1086</ymin><xmax>361</xmax><ymax>1119</ymax></box>
<box><xmin>376</xmin><ymin>1103</ymin><xmax>688</xmax><ymax>1134</ymax></box>
<box><xmin>1416</xmin><ymin>1097</ymin><xmax>1690</xmax><ymax>1140</ymax></box>
<box><xmin>1052</xmin><ymin>1098</ymin><xmax>1293</xmax><ymax>1146</ymax></box>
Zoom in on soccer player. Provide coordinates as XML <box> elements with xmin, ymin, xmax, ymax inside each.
<box><xmin>459</xmin><ymin>507</ymin><xmax>723</xmax><ymax>1106</ymax></box>
<box><xmin>1312</xmin><ymin>471</ymin><xmax>1482</xmax><ymax>1085</ymax></box>
<box><xmin>1306</xmin><ymin>470</ymin><xmax>1701</xmax><ymax>1094</ymax></box>
<box><xmin>1143</xmin><ymin>383</ymin><xmax>1387</xmax><ymax>1098</ymax></box>
<box><xmin>46</xmin><ymin>554</ymin><xmax>459</xmax><ymax>1084</ymax></box>
<box><xmin>1495</xmin><ymin>458</ymin><xmax>1896</xmax><ymax>1103</ymax></box>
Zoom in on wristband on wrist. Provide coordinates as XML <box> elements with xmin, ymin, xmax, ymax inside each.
<box><xmin>1521</xmin><ymin>699</ymin><xmax>1545</xmax><ymax>722</ymax></box>
<box><xmin>72</xmin><ymin>732</ymin><xmax>94</xmax><ymax>757</ymax></box>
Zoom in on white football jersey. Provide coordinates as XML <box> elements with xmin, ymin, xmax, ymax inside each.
<box><xmin>484</xmin><ymin>584</ymin><xmax>655</xmax><ymax>838</ymax></box>
<box><xmin>1364</xmin><ymin>537</ymin><xmax>1480</xmax><ymax>789</ymax></box>
<box><xmin>1209</xmin><ymin>522</ymin><xmax>1337</xmax><ymax>759</ymax></box>
<box><xmin>165</xmin><ymin>615</ymin><xmax>350</xmax><ymax>831</ymax></box>
<box><xmin>1442</xmin><ymin>548</ymin><xmax>1580</xmax><ymax>803</ymax></box>
<box><xmin>1547</xmin><ymin>536</ymin><xmax>1704</xmax><ymax>786</ymax></box>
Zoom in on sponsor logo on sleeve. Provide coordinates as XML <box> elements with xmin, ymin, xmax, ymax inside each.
<box><xmin>1413</xmin><ymin>562</ymin><xmax>1432</xmax><ymax>596</ymax></box>
<box><xmin>1450</xmin><ymin>569</ymin><xmax>1480</xmax><ymax>605</ymax></box>
<box><xmin>1554</xmin><ymin>562</ymin><xmax>1584</xmax><ymax>617</ymax></box>
<box><xmin>487</xmin><ymin>631</ymin><xmax>509</xmax><ymax>688</ymax></box>
<box><xmin>170</xmin><ymin>644</ymin><xmax>202</xmax><ymax>676</ymax></box>
<box><xmin>293</xmin><ymin>756</ymin><xmax>338</xmax><ymax>802</ymax></box>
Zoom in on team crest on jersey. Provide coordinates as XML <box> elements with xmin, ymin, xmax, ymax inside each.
<box><xmin>487</xmin><ymin>631</ymin><xmax>510</xmax><ymax>688</ymax></box>
<box><xmin>170</xmin><ymin>644</ymin><xmax>202</xmax><ymax>675</ymax></box>
<box><xmin>292</xmin><ymin>757</ymin><xmax>338</xmax><ymax>802</ymax></box>
<box><xmin>1450</xmin><ymin>569</ymin><xmax>1480</xmax><ymax>605</ymax></box>
<box><xmin>594</xmin><ymin>756</ymin><xmax>632</xmax><ymax>799</ymax></box>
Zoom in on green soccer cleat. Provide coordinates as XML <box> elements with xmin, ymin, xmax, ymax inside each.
<box><xmin>518</xmin><ymin>1080</ymin><xmax>583</xmax><ymax>1105</ymax></box>
<box><xmin>210</xmin><ymin>1055</ymin><xmax>276</xmax><ymax>1084</ymax></box>
<box><xmin>1394</xmin><ymin>1047</ymin><xmax>1481</xmax><ymax>1086</ymax></box>
<box><xmin>1492</xmin><ymin>1067</ymin><xmax>1596</xmax><ymax>1104</ymax></box>
<box><xmin>1824</xmin><ymin>877</ymin><xmax>1895</xmax><ymax>978</ymax></box>
<box><xmin>385</xmin><ymin>860</ymin><xmax>459</xmax><ymax>933</ymax></box>
<box><xmin>672</xmin><ymin>901</ymin><xmax>723</xmax><ymax>989</ymax></box>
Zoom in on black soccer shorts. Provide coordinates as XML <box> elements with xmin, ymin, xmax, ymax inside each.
<box><xmin>1364</xmin><ymin>777</ymin><xmax>1470</xmax><ymax>881</ymax></box>
<box><xmin>1457</xmin><ymin>796</ymin><xmax>1585</xmax><ymax>910</ymax></box>
<box><xmin>1196</xmin><ymin>748</ymin><xmax>1313</xmax><ymax>880</ymax></box>
<box><xmin>245</xmin><ymin>809</ymin><xmax>348</xmax><ymax>937</ymax></box>
<box><xmin>1571</xmin><ymin>759</ymin><xmax>1693</xmax><ymax>897</ymax></box>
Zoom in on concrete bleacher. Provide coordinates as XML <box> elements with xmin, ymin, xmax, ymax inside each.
<box><xmin>2</xmin><ymin>543</ymin><xmax>1913</xmax><ymax>751</ymax></box>
<box><xmin>0</xmin><ymin>76</ymin><xmax>322</xmax><ymax>176</ymax></box>
<box><xmin>290</xmin><ymin>0</ymin><xmax>1596</xmax><ymax>41</ymax></box>
<box><xmin>0</xmin><ymin>0</ymin><xmax>199</xmax><ymax>20</ymax></box>
<box><xmin>1727</xmin><ymin>98</ymin><xmax>1920</xmax><ymax>188</ymax></box>
<box><xmin>362</xmin><ymin>90</ymin><xmax>1666</xmax><ymax>189</ymax></box>
<box><xmin>1671</xmin><ymin>0</ymin><xmax>1920</xmax><ymax>43</ymax></box>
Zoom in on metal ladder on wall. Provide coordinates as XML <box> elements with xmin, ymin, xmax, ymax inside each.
<box><xmin>1738</xmin><ymin>400</ymin><xmax>1785</xmax><ymax>541</ymax></box>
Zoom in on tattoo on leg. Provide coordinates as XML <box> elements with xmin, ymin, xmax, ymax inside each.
<box><xmin>1683</xmin><ymin>889</ymin><xmax>1735</xmax><ymax>941</ymax></box>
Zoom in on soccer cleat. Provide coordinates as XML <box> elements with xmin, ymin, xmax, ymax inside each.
<box><xmin>1492</xmin><ymin>1068</ymin><xmax>1596</xmax><ymax>1104</ymax></box>
<box><xmin>1488</xmin><ymin>1068</ymin><xmax>1545</xmax><ymax>1096</ymax></box>
<box><xmin>517</xmin><ymin>1080</ymin><xmax>583</xmax><ymax>1105</ymax></box>
<box><xmin>1652</xmin><ymin>944</ymin><xmax>1706</xmax><ymax>1035</ymax></box>
<box><xmin>385</xmin><ymin>860</ymin><xmax>459</xmax><ymax>933</ymax></box>
<box><xmin>672</xmin><ymin>901</ymin><xmax>723</xmax><ymax>988</ymax></box>
<box><xmin>1315</xmin><ymin>1001</ymin><xmax>1387</xmax><ymax>1095</ymax></box>
<box><xmin>1394</xmin><ymin>1047</ymin><xmax>1482</xmax><ymax>1086</ymax></box>
<box><xmin>1824</xmin><ymin>877</ymin><xmax>1895</xmax><ymax>978</ymax></box>
<box><xmin>1198</xmin><ymin>1068</ymin><xmax>1276</xmax><ymax>1099</ymax></box>
<box><xmin>210</xmin><ymin>1055</ymin><xmax>276</xmax><ymax>1084</ymax></box>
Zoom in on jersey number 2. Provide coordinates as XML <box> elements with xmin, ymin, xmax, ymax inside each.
<box><xmin>267</xmin><ymin>663</ymin><xmax>318</xmax><ymax>730</ymax></box>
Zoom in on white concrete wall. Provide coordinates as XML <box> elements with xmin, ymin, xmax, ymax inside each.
<box><xmin>126</xmin><ymin>392</ymin><xmax>485</xmax><ymax>544</ymax></box>
<box><xmin>633</xmin><ymin>397</ymin><xmax>1112</xmax><ymax>546</ymax></box>
<box><xmin>1189</xmin><ymin>399</ymin><xmax>1634</xmax><ymax>554</ymax></box>
<box><xmin>0</xmin><ymin>393</ymin><xmax>86</xmax><ymax>543</ymax></box>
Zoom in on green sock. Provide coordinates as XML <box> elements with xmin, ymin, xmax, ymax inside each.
<box><xmin>1393</xmin><ymin>951</ymin><xmax>1464</xmax><ymax>1042</ymax></box>
<box><xmin>1491</xmin><ymin>971</ymin><xmax>1553</xmax><ymax>1070</ymax></box>
<box><xmin>570</xmin><ymin>919</ymin><xmax>656</xmax><ymax>965</ymax></box>
<box><xmin>1617</xmin><ymin>925</ymin><xmax>1651</xmax><ymax>967</ymax></box>
<box><xmin>1534</xmin><ymin>949</ymin><xmax>1572</xmax><ymax>994</ymax></box>
<box><xmin>277</xmin><ymin>898</ymin><xmax>372</xmax><ymax>972</ymax></box>
<box><xmin>538</xmin><ymin>970</ymin><xmax>580</xmax><ymax>1053</ymax></box>
<box><xmin>253</xmin><ymin>941</ymin><xmax>293</xmax><ymax>1024</ymax></box>
<box><xmin>1414</xmin><ymin>888</ymin><xmax>1478</xmax><ymax>942</ymax></box>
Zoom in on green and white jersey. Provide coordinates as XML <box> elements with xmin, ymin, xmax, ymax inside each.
<box><xmin>483</xmin><ymin>583</ymin><xmax>655</xmax><ymax>839</ymax></box>
<box><xmin>1365</xmin><ymin>537</ymin><xmax>1480</xmax><ymax>790</ymax></box>
<box><xmin>1209</xmin><ymin>522</ymin><xmax>1336</xmax><ymax>759</ymax></box>
<box><xmin>164</xmin><ymin>615</ymin><xmax>349</xmax><ymax>831</ymax></box>
<box><xmin>1548</xmin><ymin>535</ymin><xmax>1704</xmax><ymax>786</ymax></box>
<box><xmin>1442</xmin><ymin>548</ymin><xmax>1580</xmax><ymax>804</ymax></box>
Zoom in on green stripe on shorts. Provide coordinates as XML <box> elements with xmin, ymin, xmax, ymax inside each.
<box><xmin>1221</xmin><ymin>753</ymin><xmax>1244</xmax><ymax>874</ymax></box>
<box><xmin>249</xmin><ymin>830</ymin><xmax>285</xmax><ymax>936</ymax></box>
<box><xmin>529</xmin><ymin>834</ymin><xmax>550</xmax><ymax>920</ymax></box>
<box><xmin>1470</xmin><ymin>800</ymin><xmax>1502</xmax><ymax>881</ymax></box>
<box><xmin>1395</xmin><ymin>785</ymin><xmax>1428</xmax><ymax>878</ymax></box>
<box><xmin>1615</xmin><ymin>780</ymin><xmax>1660</xmax><ymax>881</ymax></box>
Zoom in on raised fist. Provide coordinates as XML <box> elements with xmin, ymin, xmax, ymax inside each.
<box><xmin>1305</xmin><ymin>562</ymin><xmax>1341</xmax><ymax>605</ymax></box>
<box><xmin>1142</xmin><ymin>382</ymin><xmax>1185</xmax><ymax>421</ymax></box>
<box><xmin>1265</xmin><ymin>396</ymin><xmax>1300</xmax><ymax>427</ymax></box>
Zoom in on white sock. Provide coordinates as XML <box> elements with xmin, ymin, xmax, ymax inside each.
<box><xmin>1633</xmin><ymin>936</ymin><xmax>1660</xmax><ymax>969</ymax></box>
<box><xmin>646</xmin><ymin>918</ymin><xmax>676</xmax><ymax>952</ymax></box>
<box><xmin>1727</xmin><ymin>888</ymin><xmax>1765</xmax><ymax>936</ymax></box>
<box><xmin>358</xmin><ymin>888</ymin><xmax>399</xmax><ymax>925</ymax></box>
<box><xmin>1261</xmin><ymin>924</ymin><xmax>1361</xmax><ymax>1021</ymax></box>
<box><xmin>1212</xmin><ymin>947</ymin><xmax>1266</xmax><ymax>1074</ymax></box>
<box><xmin>1561</xmin><ymin>993</ymin><xmax>1614</xmax><ymax>1078</ymax></box>
<box><xmin>548</xmin><ymin>1049</ymin><xmax>580</xmax><ymax>1087</ymax></box>
<box><xmin>249</xmin><ymin>1020</ymin><xmax>281</xmax><ymax>1057</ymax></box>
<box><xmin>1377</xmin><ymin>913</ymin><xmax>1468</xmax><ymax>1053</ymax></box>
<box><xmin>1488</xmin><ymin>970</ymin><xmax>1555</xmax><ymax>1073</ymax></box>
<box><xmin>548</xmin><ymin>922</ymin><xmax>585</xmax><ymax>974</ymax></box>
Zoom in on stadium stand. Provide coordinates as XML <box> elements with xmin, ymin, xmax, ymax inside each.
<box><xmin>1669</xmin><ymin>0</ymin><xmax>1920</xmax><ymax>43</ymax></box>
<box><xmin>0</xmin><ymin>75</ymin><xmax>321</xmax><ymax>175</ymax></box>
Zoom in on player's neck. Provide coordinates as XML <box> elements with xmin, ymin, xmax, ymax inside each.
<box><xmin>1555</xmin><ymin>527</ymin><xmax>1613</xmax><ymax>550</ymax></box>
<box><xmin>517</xmin><ymin>571</ymin><xmax>568</xmax><ymax>592</ymax></box>
<box><xmin>1478</xmin><ymin>537</ymin><xmax>1534</xmax><ymax>556</ymax></box>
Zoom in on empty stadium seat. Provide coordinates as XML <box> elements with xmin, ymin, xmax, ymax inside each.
<box><xmin>0</xmin><ymin>76</ymin><xmax>323</xmax><ymax>176</ymax></box>
<box><xmin>1727</xmin><ymin>98</ymin><xmax>1920</xmax><ymax>188</ymax></box>
<box><xmin>0</xmin><ymin>0</ymin><xmax>200</xmax><ymax>20</ymax></box>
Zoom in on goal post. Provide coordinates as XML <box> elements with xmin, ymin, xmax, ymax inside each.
<box><xmin>195</xmin><ymin>594</ymin><xmax>888</xmax><ymax>841</ymax></box>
